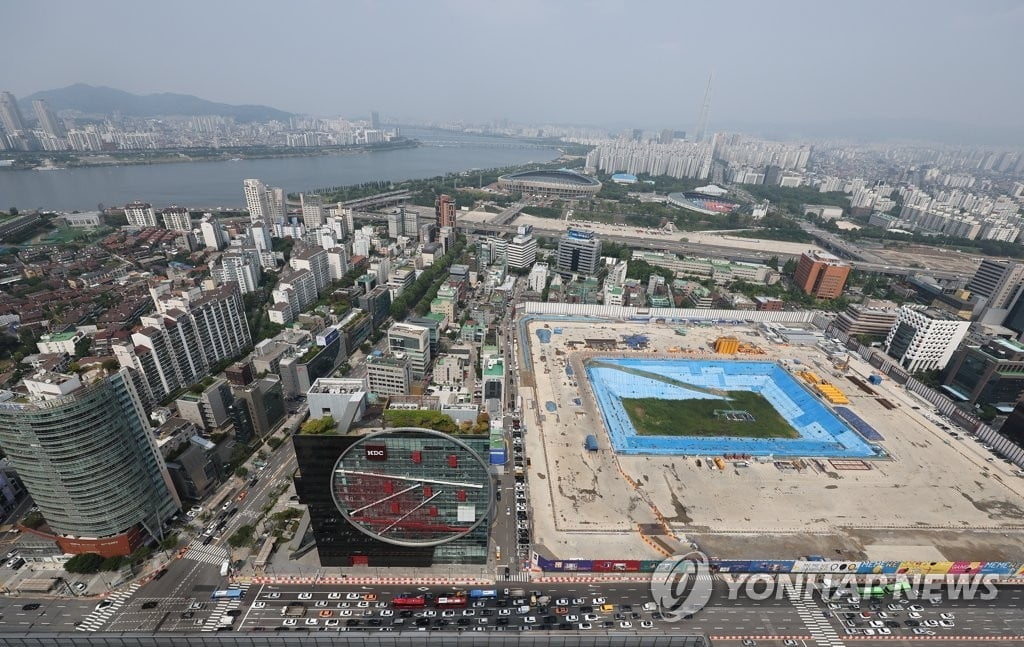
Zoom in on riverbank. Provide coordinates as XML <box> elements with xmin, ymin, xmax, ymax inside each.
<box><xmin>0</xmin><ymin>138</ymin><xmax>420</xmax><ymax>172</ymax></box>
<box><xmin>0</xmin><ymin>131</ymin><xmax>559</xmax><ymax>212</ymax></box>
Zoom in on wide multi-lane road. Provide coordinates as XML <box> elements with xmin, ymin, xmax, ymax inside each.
<box><xmin>8</xmin><ymin>574</ymin><xmax>1024</xmax><ymax>644</ymax></box>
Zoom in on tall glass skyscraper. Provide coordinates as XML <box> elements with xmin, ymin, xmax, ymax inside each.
<box><xmin>0</xmin><ymin>369</ymin><xmax>179</xmax><ymax>555</ymax></box>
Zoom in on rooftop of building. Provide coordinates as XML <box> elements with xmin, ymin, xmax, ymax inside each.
<box><xmin>498</xmin><ymin>168</ymin><xmax>601</xmax><ymax>187</ymax></box>
<box><xmin>42</xmin><ymin>331</ymin><xmax>79</xmax><ymax>342</ymax></box>
<box><xmin>309</xmin><ymin>378</ymin><xmax>366</xmax><ymax>394</ymax></box>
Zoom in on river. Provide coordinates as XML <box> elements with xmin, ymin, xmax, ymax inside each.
<box><xmin>0</xmin><ymin>129</ymin><xmax>559</xmax><ymax>212</ymax></box>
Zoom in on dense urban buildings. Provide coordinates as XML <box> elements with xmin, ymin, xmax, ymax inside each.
<box><xmin>793</xmin><ymin>250</ymin><xmax>851</xmax><ymax>299</ymax></box>
<box><xmin>943</xmin><ymin>337</ymin><xmax>1024</xmax><ymax>407</ymax></box>
<box><xmin>435</xmin><ymin>193</ymin><xmax>456</xmax><ymax>228</ymax></box>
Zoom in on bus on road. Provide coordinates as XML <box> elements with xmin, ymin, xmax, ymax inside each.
<box><xmin>435</xmin><ymin>596</ymin><xmax>467</xmax><ymax>608</ymax></box>
<box><xmin>392</xmin><ymin>596</ymin><xmax>427</xmax><ymax>608</ymax></box>
<box><xmin>211</xmin><ymin>589</ymin><xmax>244</xmax><ymax>600</ymax></box>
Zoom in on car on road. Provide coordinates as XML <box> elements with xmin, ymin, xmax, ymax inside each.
<box><xmin>566</xmin><ymin>614</ymin><xmax>579</xmax><ymax>622</ymax></box>
<box><xmin>908</xmin><ymin>611</ymin><xmax>921</xmax><ymax>618</ymax></box>
<box><xmin>913</xmin><ymin>628</ymin><xmax>936</xmax><ymax>635</ymax></box>
<box><xmin>297</xmin><ymin>592</ymin><xmax>312</xmax><ymax>600</ymax></box>
<box><xmin>73</xmin><ymin>582</ymin><xmax>87</xmax><ymax>591</ymax></box>
<box><xmin>619</xmin><ymin>621</ymin><xmax>633</xmax><ymax>629</ymax></box>
<box><xmin>22</xmin><ymin>603</ymin><xmax>41</xmax><ymax>611</ymax></box>
<box><xmin>940</xmin><ymin>613</ymin><xmax>955</xmax><ymax>620</ymax></box>
<box><xmin>908</xmin><ymin>604</ymin><xmax>923</xmax><ymax>611</ymax></box>
<box><xmin>141</xmin><ymin>601</ymin><xmax>158</xmax><ymax>610</ymax></box>
<box><xmin>95</xmin><ymin>600</ymin><xmax>112</xmax><ymax>611</ymax></box>
<box><xmin>592</xmin><ymin>597</ymin><xmax>606</xmax><ymax>605</ymax></box>
<box><xmin>939</xmin><ymin>620</ymin><xmax>955</xmax><ymax>628</ymax></box>
<box><xmin>578</xmin><ymin>622</ymin><xmax>592</xmax><ymax>630</ymax></box>
<box><xmin>641</xmin><ymin>620</ymin><xmax>655</xmax><ymax>629</ymax></box>
<box><xmin>282</xmin><ymin>619</ymin><xmax>297</xmax><ymax>626</ymax></box>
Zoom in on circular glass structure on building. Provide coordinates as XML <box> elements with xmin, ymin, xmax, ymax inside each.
<box><xmin>331</xmin><ymin>428</ymin><xmax>493</xmax><ymax>547</ymax></box>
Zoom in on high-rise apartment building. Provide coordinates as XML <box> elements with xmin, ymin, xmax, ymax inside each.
<box><xmin>124</xmin><ymin>202</ymin><xmax>159</xmax><ymax>228</ymax></box>
<box><xmin>884</xmin><ymin>306</ymin><xmax>971</xmax><ymax>372</ymax></box>
<box><xmin>556</xmin><ymin>229</ymin><xmax>602</xmax><ymax>277</ymax></box>
<box><xmin>290</xmin><ymin>244</ymin><xmax>330</xmax><ymax>294</ymax></box>
<box><xmin>327</xmin><ymin>247</ymin><xmax>350</xmax><ymax>281</ymax></box>
<box><xmin>212</xmin><ymin>249</ymin><xmax>262</xmax><ymax>294</ymax></box>
<box><xmin>0</xmin><ymin>369</ymin><xmax>179</xmax><ymax>556</ymax></box>
<box><xmin>300</xmin><ymin>193</ymin><xmax>325</xmax><ymax>229</ymax></box>
<box><xmin>161</xmin><ymin>206</ymin><xmax>192</xmax><ymax>231</ymax></box>
<box><xmin>31</xmin><ymin>98</ymin><xmax>66</xmax><ymax>139</ymax></box>
<box><xmin>270</xmin><ymin>268</ymin><xmax>319</xmax><ymax>325</ymax></box>
<box><xmin>793</xmin><ymin>250</ymin><xmax>850</xmax><ymax>299</ymax></box>
<box><xmin>117</xmin><ymin>284</ymin><xmax>252</xmax><ymax>402</ymax></box>
<box><xmin>388</xmin><ymin>322</ymin><xmax>432</xmax><ymax>379</ymax></box>
<box><xmin>436</xmin><ymin>194</ymin><xmax>456</xmax><ymax>228</ymax></box>
<box><xmin>244</xmin><ymin>178</ymin><xmax>285</xmax><ymax>230</ymax></box>
<box><xmin>0</xmin><ymin>91</ymin><xmax>26</xmax><ymax>134</ymax></box>
<box><xmin>199</xmin><ymin>214</ymin><xmax>226</xmax><ymax>250</ymax></box>
<box><xmin>968</xmin><ymin>259</ymin><xmax>1024</xmax><ymax>310</ymax></box>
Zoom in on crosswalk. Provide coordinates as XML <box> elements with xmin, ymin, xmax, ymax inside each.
<box><xmin>75</xmin><ymin>583</ymin><xmax>140</xmax><ymax>632</ymax></box>
<box><xmin>503</xmin><ymin>572</ymin><xmax>531</xmax><ymax>583</ymax></box>
<box><xmin>183</xmin><ymin>539</ymin><xmax>229</xmax><ymax>566</ymax></box>
<box><xmin>201</xmin><ymin>583</ymin><xmax>250</xmax><ymax>632</ymax></box>
<box><xmin>786</xmin><ymin>581</ymin><xmax>845</xmax><ymax>647</ymax></box>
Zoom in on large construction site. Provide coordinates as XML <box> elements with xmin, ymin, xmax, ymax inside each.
<box><xmin>516</xmin><ymin>315</ymin><xmax>1024</xmax><ymax>563</ymax></box>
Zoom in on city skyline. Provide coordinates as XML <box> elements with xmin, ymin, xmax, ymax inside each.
<box><xmin>2</xmin><ymin>0</ymin><xmax>1023</xmax><ymax>144</ymax></box>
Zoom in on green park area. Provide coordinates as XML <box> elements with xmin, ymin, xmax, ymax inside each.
<box><xmin>621</xmin><ymin>391</ymin><xmax>798</xmax><ymax>439</ymax></box>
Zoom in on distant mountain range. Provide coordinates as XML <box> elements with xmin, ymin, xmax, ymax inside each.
<box><xmin>21</xmin><ymin>84</ymin><xmax>293</xmax><ymax>123</ymax></box>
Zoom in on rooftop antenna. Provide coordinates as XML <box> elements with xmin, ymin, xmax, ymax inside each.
<box><xmin>695</xmin><ymin>72</ymin><xmax>714</xmax><ymax>143</ymax></box>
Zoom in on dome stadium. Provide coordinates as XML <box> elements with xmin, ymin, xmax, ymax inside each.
<box><xmin>667</xmin><ymin>191</ymin><xmax>741</xmax><ymax>216</ymax></box>
<box><xmin>497</xmin><ymin>169</ymin><xmax>602</xmax><ymax>198</ymax></box>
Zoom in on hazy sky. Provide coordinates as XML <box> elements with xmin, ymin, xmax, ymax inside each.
<box><xmin>4</xmin><ymin>0</ymin><xmax>1024</xmax><ymax>137</ymax></box>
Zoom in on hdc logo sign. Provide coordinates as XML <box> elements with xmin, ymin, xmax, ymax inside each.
<box><xmin>364</xmin><ymin>445</ymin><xmax>388</xmax><ymax>461</ymax></box>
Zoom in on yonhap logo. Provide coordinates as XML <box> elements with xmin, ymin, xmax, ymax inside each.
<box><xmin>650</xmin><ymin>551</ymin><xmax>714</xmax><ymax>621</ymax></box>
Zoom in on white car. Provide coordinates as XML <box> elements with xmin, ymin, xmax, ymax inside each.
<box><xmin>442</xmin><ymin>610</ymin><xmax>455</xmax><ymax>618</ymax></box>
<box><xmin>913</xmin><ymin>628</ymin><xmax>936</xmax><ymax>635</ymax></box>
<box><xmin>877</xmin><ymin>628</ymin><xmax>892</xmax><ymax>635</ymax></box>
<box><xmin>940</xmin><ymin>613</ymin><xmax>955</xmax><ymax>620</ymax></box>
<box><xmin>592</xmin><ymin>597</ymin><xmax>606</xmax><ymax>605</ymax></box>
<box><xmin>356</xmin><ymin>601</ymin><xmax>370</xmax><ymax>608</ymax></box>
<box><xmin>340</xmin><ymin>610</ymin><xmax>352</xmax><ymax>616</ymax></box>
<box><xmin>909</xmin><ymin>605</ymin><xmax>923</xmax><ymax>611</ymax></box>
<box><xmin>266</xmin><ymin>592</ymin><xmax>281</xmax><ymax>599</ymax></box>
<box><xmin>939</xmin><ymin>620</ymin><xmax>955</xmax><ymax>628</ymax></box>
<box><xmin>252</xmin><ymin>602</ymin><xmax>266</xmax><ymax>609</ymax></box>
<box><xmin>498</xmin><ymin>609</ymin><xmax>510</xmax><ymax>616</ymax></box>
<box><xmin>554</xmin><ymin>598</ymin><xmax>569</xmax><ymax>606</ymax></box>
<box><xmin>325</xmin><ymin>619</ymin><xmax>339</xmax><ymax>626</ymax></box>
<box><xmin>282</xmin><ymin>619</ymin><xmax>297</xmax><ymax>626</ymax></box>
<box><xmin>869</xmin><ymin>620</ymin><xmax>884</xmax><ymax>628</ymax></box>
<box><xmin>566</xmin><ymin>614</ymin><xmax>579</xmax><ymax>622</ymax></box>
<box><xmin>619</xmin><ymin>621</ymin><xmax>633</xmax><ymax>629</ymax></box>
<box><xmin>908</xmin><ymin>612</ymin><xmax>922</xmax><ymax>619</ymax></box>
<box><xmin>297</xmin><ymin>593</ymin><xmax>312</xmax><ymax>600</ymax></box>
<box><xmin>578</xmin><ymin>622</ymin><xmax>592</xmax><ymax>630</ymax></box>
<box><xmin>346</xmin><ymin>593</ymin><xmax>361</xmax><ymax>600</ymax></box>
<box><xmin>423</xmin><ymin>610</ymin><xmax>437</xmax><ymax>617</ymax></box>
<box><xmin>305</xmin><ymin>618</ymin><xmax>318</xmax><ymax>625</ymax></box>
<box><xmin>328</xmin><ymin>593</ymin><xmax>341</xmax><ymax>600</ymax></box>
<box><xmin>462</xmin><ymin>609</ymin><xmax>475</xmax><ymax>616</ymax></box>
<box><xmin>887</xmin><ymin>603</ymin><xmax>902</xmax><ymax>611</ymax></box>
<box><xmin>380</xmin><ymin>610</ymin><xmax>393</xmax><ymax>617</ymax></box>
<box><xmin>641</xmin><ymin>620</ymin><xmax>654</xmax><ymax>628</ymax></box>
<box><xmin>524</xmin><ymin>616</ymin><xmax>537</xmax><ymax>624</ymax></box>
<box><xmin>314</xmin><ymin>601</ymin><xmax>328</xmax><ymax>607</ymax></box>
<box><xmin>923</xmin><ymin>620</ymin><xmax>939</xmax><ymax>627</ymax></box>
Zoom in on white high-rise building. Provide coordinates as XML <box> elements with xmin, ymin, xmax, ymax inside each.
<box><xmin>32</xmin><ymin>99</ymin><xmax>66</xmax><ymax>139</ymax></box>
<box><xmin>507</xmin><ymin>231</ymin><xmax>537</xmax><ymax>270</ymax></box>
<box><xmin>289</xmin><ymin>244</ymin><xmax>330</xmax><ymax>294</ymax></box>
<box><xmin>200</xmin><ymin>215</ymin><xmax>226</xmax><ymax>250</ymax></box>
<box><xmin>212</xmin><ymin>249</ymin><xmax>262</xmax><ymax>294</ymax></box>
<box><xmin>161</xmin><ymin>206</ymin><xmax>192</xmax><ymax>231</ymax></box>
<box><xmin>884</xmin><ymin>306</ymin><xmax>971</xmax><ymax>372</ymax></box>
<box><xmin>244</xmin><ymin>178</ymin><xmax>285</xmax><ymax>230</ymax></box>
<box><xmin>327</xmin><ymin>247</ymin><xmax>350</xmax><ymax>280</ymax></box>
<box><xmin>326</xmin><ymin>213</ymin><xmax>349</xmax><ymax>242</ymax></box>
<box><xmin>124</xmin><ymin>202</ymin><xmax>158</xmax><ymax>227</ymax></box>
<box><xmin>528</xmin><ymin>263</ymin><xmax>549</xmax><ymax>292</ymax></box>
<box><xmin>300</xmin><ymin>193</ymin><xmax>324</xmax><ymax>229</ymax></box>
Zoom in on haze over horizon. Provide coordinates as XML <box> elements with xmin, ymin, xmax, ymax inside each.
<box><xmin>4</xmin><ymin>0</ymin><xmax>1024</xmax><ymax>143</ymax></box>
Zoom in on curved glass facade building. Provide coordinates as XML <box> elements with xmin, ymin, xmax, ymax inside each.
<box><xmin>0</xmin><ymin>370</ymin><xmax>179</xmax><ymax>550</ymax></box>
